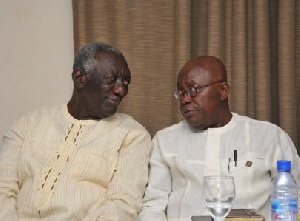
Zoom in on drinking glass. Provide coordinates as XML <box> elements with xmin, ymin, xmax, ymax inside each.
<box><xmin>202</xmin><ymin>175</ymin><xmax>235</xmax><ymax>221</ymax></box>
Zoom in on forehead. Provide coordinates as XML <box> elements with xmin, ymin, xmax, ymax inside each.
<box><xmin>177</xmin><ymin>66</ymin><xmax>212</xmax><ymax>86</ymax></box>
<box><xmin>95</xmin><ymin>52</ymin><xmax>130</xmax><ymax>76</ymax></box>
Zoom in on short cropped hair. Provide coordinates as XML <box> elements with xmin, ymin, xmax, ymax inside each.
<box><xmin>73</xmin><ymin>42</ymin><xmax>124</xmax><ymax>75</ymax></box>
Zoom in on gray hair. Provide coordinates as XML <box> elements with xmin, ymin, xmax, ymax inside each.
<box><xmin>73</xmin><ymin>42</ymin><xmax>124</xmax><ymax>74</ymax></box>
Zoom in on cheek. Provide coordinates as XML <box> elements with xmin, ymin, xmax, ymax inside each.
<box><xmin>87</xmin><ymin>91</ymin><xmax>107</xmax><ymax>108</ymax></box>
<box><xmin>124</xmin><ymin>88</ymin><xmax>129</xmax><ymax>96</ymax></box>
<box><xmin>94</xmin><ymin>86</ymin><xmax>111</xmax><ymax>100</ymax></box>
<box><xmin>193</xmin><ymin>97</ymin><xmax>209</xmax><ymax>110</ymax></box>
<box><xmin>193</xmin><ymin>98</ymin><xmax>218</xmax><ymax>120</ymax></box>
<box><xmin>196</xmin><ymin>92</ymin><xmax>220</xmax><ymax>109</ymax></box>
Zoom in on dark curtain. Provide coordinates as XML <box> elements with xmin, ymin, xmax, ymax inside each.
<box><xmin>72</xmin><ymin>0</ymin><xmax>300</xmax><ymax>152</ymax></box>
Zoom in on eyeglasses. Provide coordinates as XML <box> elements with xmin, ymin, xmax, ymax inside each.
<box><xmin>173</xmin><ymin>80</ymin><xmax>224</xmax><ymax>99</ymax></box>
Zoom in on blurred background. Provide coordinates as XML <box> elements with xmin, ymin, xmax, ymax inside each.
<box><xmin>1</xmin><ymin>0</ymin><xmax>299</xmax><ymax>152</ymax></box>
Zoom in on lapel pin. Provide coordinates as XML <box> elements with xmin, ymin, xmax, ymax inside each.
<box><xmin>245</xmin><ymin>161</ymin><xmax>252</xmax><ymax>167</ymax></box>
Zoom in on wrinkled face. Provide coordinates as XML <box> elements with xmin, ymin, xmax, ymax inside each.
<box><xmin>177</xmin><ymin>66</ymin><xmax>224</xmax><ymax>130</ymax></box>
<box><xmin>82</xmin><ymin>52</ymin><xmax>131</xmax><ymax>119</ymax></box>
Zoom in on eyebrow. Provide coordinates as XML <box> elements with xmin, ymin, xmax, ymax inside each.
<box><xmin>177</xmin><ymin>80</ymin><xmax>199</xmax><ymax>88</ymax></box>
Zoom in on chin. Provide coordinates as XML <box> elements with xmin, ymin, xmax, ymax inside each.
<box><xmin>102</xmin><ymin>108</ymin><xmax>118</xmax><ymax>118</ymax></box>
<box><xmin>186</xmin><ymin>119</ymin><xmax>197</xmax><ymax>128</ymax></box>
<box><xmin>186</xmin><ymin>119</ymin><xmax>205</xmax><ymax>130</ymax></box>
<box><xmin>189</xmin><ymin>123</ymin><xmax>200</xmax><ymax>130</ymax></box>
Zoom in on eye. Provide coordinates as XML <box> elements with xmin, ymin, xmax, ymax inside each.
<box><xmin>186</xmin><ymin>87</ymin><xmax>195</xmax><ymax>93</ymax></box>
<box><xmin>123</xmin><ymin>78</ymin><xmax>130</xmax><ymax>86</ymax></box>
<box><xmin>105</xmin><ymin>76</ymin><xmax>118</xmax><ymax>84</ymax></box>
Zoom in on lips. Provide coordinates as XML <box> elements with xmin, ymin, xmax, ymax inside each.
<box><xmin>106</xmin><ymin>97</ymin><xmax>121</xmax><ymax>106</ymax></box>
<box><xmin>182</xmin><ymin>109</ymin><xmax>196</xmax><ymax>118</ymax></box>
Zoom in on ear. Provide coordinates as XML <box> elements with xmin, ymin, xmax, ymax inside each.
<box><xmin>72</xmin><ymin>69</ymin><xmax>87</xmax><ymax>89</ymax></box>
<box><xmin>219</xmin><ymin>82</ymin><xmax>230</xmax><ymax>100</ymax></box>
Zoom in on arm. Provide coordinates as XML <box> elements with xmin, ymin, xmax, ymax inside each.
<box><xmin>83</xmin><ymin>126</ymin><xmax>151</xmax><ymax>221</ymax></box>
<box><xmin>138</xmin><ymin>135</ymin><xmax>171</xmax><ymax>221</ymax></box>
<box><xmin>0</xmin><ymin>117</ymin><xmax>26</xmax><ymax>220</ymax></box>
<box><xmin>279</xmin><ymin>130</ymin><xmax>300</xmax><ymax>187</ymax></box>
<box><xmin>271</xmin><ymin>128</ymin><xmax>300</xmax><ymax>182</ymax></box>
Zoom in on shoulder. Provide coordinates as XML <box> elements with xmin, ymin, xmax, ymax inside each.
<box><xmin>15</xmin><ymin>104</ymin><xmax>63</xmax><ymax>123</ymax></box>
<box><xmin>112</xmin><ymin>112</ymin><xmax>150</xmax><ymax>136</ymax></box>
<box><xmin>113</xmin><ymin>112</ymin><xmax>144</xmax><ymax>127</ymax></box>
<box><xmin>232</xmin><ymin>112</ymin><xmax>290</xmax><ymax>137</ymax></box>
<box><xmin>234</xmin><ymin>113</ymin><xmax>279</xmax><ymax>128</ymax></box>
<box><xmin>5</xmin><ymin>104</ymin><xmax>64</xmax><ymax>137</ymax></box>
<box><xmin>155</xmin><ymin>120</ymin><xmax>189</xmax><ymax>138</ymax></box>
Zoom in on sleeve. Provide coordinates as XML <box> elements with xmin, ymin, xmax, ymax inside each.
<box><xmin>137</xmin><ymin>134</ymin><xmax>171</xmax><ymax>221</ymax></box>
<box><xmin>0</xmin><ymin>114</ymin><xmax>28</xmax><ymax>220</ymax></box>
<box><xmin>82</xmin><ymin>126</ymin><xmax>152</xmax><ymax>221</ymax></box>
<box><xmin>271</xmin><ymin>127</ymin><xmax>300</xmax><ymax>183</ymax></box>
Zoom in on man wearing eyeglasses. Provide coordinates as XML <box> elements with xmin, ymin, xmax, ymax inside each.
<box><xmin>138</xmin><ymin>56</ymin><xmax>300</xmax><ymax>221</ymax></box>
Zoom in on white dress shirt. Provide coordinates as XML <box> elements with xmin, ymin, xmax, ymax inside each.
<box><xmin>138</xmin><ymin>113</ymin><xmax>300</xmax><ymax>221</ymax></box>
<box><xmin>0</xmin><ymin>104</ymin><xmax>151</xmax><ymax>220</ymax></box>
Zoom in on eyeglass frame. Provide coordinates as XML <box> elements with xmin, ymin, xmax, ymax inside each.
<box><xmin>173</xmin><ymin>80</ymin><xmax>225</xmax><ymax>99</ymax></box>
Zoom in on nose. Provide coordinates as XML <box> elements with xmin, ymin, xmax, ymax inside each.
<box><xmin>113</xmin><ymin>82</ymin><xmax>128</xmax><ymax>97</ymax></box>
<box><xmin>180</xmin><ymin>92</ymin><xmax>192</xmax><ymax>105</ymax></box>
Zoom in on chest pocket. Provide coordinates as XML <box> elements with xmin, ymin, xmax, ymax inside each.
<box><xmin>70</xmin><ymin>148</ymin><xmax>115</xmax><ymax>187</ymax></box>
<box><xmin>227</xmin><ymin>151</ymin><xmax>271</xmax><ymax>208</ymax></box>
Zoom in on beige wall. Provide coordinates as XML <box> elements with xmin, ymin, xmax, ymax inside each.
<box><xmin>0</xmin><ymin>0</ymin><xmax>74</xmax><ymax>140</ymax></box>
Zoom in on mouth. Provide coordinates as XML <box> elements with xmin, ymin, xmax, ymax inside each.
<box><xmin>106</xmin><ymin>97</ymin><xmax>121</xmax><ymax>106</ymax></box>
<box><xmin>182</xmin><ymin>109</ymin><xmax>196</xmax><ymax>118</ymax></box>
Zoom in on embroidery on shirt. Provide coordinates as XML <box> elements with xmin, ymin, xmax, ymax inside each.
<box><xmin>35</xmin><ymin>123</ymin><xmax>84</xmax><ymax>209</ymax></box>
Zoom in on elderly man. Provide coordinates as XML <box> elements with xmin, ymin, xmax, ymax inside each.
<box><xmin>0</xmin><ymin>42</ymin><xmax>151</xmax><ymax>220</ymax></box>
<box><xmin>138</xmin><ymin>56</ymin><xmax>300</xmax><ymax>221</ymax></box>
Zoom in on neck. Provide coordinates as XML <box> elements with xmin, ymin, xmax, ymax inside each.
<box><xmin>218</xmin><ymin>107</ymin><xmax>232</xmax><ymax>127</ymax></box>
<box><xmin>67</xmin><ymin>97</ymin><xmax>79</xmax><ymax>119</ymax></box>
